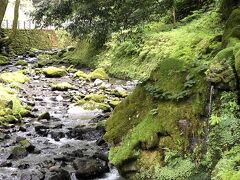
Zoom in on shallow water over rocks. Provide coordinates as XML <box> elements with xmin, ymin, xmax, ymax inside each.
<box><xmin>0</xmin><ymin>51</ymin><xmax>136</xmax><ymax>180</ymax></box>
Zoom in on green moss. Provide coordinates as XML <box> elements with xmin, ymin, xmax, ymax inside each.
<box><xmin>223</xmin><ymin>8</ymin><xmax>240</xmax><ymax>46</ymax></box>
<box><xmin>19</xmin><ymin>139</ymin><xmax>31</xmax><ymax>148</ymax></box>
<box><xmin>109</xmin><ymin>100</ymin><xmax>121</xmax><ymax>108</ymax></box>
<box><xmin>67</xmin><ymin>65</ymin><xmax>78</xmax><ymax>73</ymax></box>
<box><xmin>75</xmin><ymin>100</ymin><xmax>110</xmax><ymax>111</ymax></box>
<box><xmin>96</xmin><ymin>11</ymin><xmax>222</xmax><ymax>80</ymax></box>
<box><xmin>3</xmin><ymin>29</ymin><xmax>72</xmax><ymax>54</ymax></box>
<box><xmin>11</xmin><ymin>146</ymin><xmax>27</xmax><ymax>158</ymax></box>
<box><xmin>9</xmin><ymin>82</ymin><xmax>22</xmax><ymax>89</ymax></box>
<box><xmin>0</xmin><ymin>71</ymin><xmax>29</xmax><ymax>83</ymax></box>
<box><xmin>42</xmin><ymin>66</ymin><xmax>67</xmax><ymax>77</ymax></box>
<box><xmin>16</xmin><ymin>60</ymin><xmax>28</xmax><ymax>66</ymax></box>
<box><xmin>0</xmin><ymin>84</ymin><xmax>28</xmax><ymax>124</ymax></box>
<box><xmin>84</xmin><ymin>94</ymin><xmax>105</xmax><ymax>103</ymax></box>
<box><xmin>105</xmin><ymin>57</ymin><xmax>208</xmax><ymax>167</ymax></box>
<box><xmin>51</xmin><ymin>82</ymin><xmax>73</xmax><ymax>91</ymax></box>
<box><xmin>37</xmin><ymin>54</ymin><xmax>57</xmax><ymax>67</ymax></box>
<box><xmin>0</xmin><ymin>55</ymin><xmax>9</xmax><ymax>65</ymax></box>
<box><xmin>74</xmin><ymin>70</ymin><xmax>88</xmax><ymax>80</ymax></box>
<box><xmin>74</xmin><ymin>99</ymin><xmax>87</xmax><ymax>106</ymax></box>
<box><xmin>63</xmin><ymin>39</ymin><xmax>98</xmax><ymax>67</ymax></box>
<box><xmin>110</xmin><ymin>89</ymin><xmax>128</xmax><ymax>98</ymax></box>
<box><xmin>88</xmin><ymin>68</ymin><xmax>109</xmax><ymax>80</ymax></box>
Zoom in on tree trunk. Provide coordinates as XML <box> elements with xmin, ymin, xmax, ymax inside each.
<box><xmin>10</xmin><ymin>0</ymin><xmax>20</xmax><ymax>40</ymax></box>
<box><xmin>172</xmin><ymin>6</ymin><xmax>176</xmax><ymax>26</ymax></box>
<box><xmin>0</xmin><ymin>0</ymin><xmax>8</xmax><ymax>28</ymax></box>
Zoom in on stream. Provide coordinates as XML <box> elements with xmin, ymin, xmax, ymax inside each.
<box><xmin>0</xmin><ymin>50</ymin><xmax>136</xmax><ymax>180</ymax></box>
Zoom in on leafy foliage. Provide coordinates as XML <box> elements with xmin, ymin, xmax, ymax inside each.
<box><xmin>207</xmin><ymin>91</ymin><xmax>240</xmax><ymax>172</ymax></box>
<box><xmin>33</xmin><ymin>0</ymin><xmax>216</xmax><ymax>46</ymax></box>
<box><xmin>212</xmin><ymin>146</ymin><xmax>240</xmax><ymax>180</ymax></box>
<box><xmin>137</xmin><ymin>150</ymin><xmax>196</xmax><ymax>180</ymax></box>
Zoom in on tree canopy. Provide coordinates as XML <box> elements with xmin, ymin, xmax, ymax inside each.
<box><xmin>33</xmin><ymin>0</ymin><xmax>215</xmax><ymax>46</ymax></box>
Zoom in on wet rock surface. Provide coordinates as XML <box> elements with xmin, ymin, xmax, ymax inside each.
<box><xmin>0</xmin><ymin>50</ymin><xmax>136</xmax><ymax>180</ymax></box>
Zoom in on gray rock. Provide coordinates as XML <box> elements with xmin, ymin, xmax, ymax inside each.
<box><xmin>38</xmin><ymin>112</ymin><xmax>51</xmax><ymax>120</ymax></box>
<box><xmin>73</xmin><ymin>157</ymin><xmax>109</xmax><ymax>179</ymax></box>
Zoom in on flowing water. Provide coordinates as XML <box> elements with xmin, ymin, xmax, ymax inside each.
<box><xmin>0</xmin><ymin>51</ymin><xmax>136</xmax><ymax>180</ymax></box>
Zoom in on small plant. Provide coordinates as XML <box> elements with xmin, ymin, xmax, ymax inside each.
<box><xmin>210</xmin><ymin>114</ymin><xmax>220</xmax><ymax>126</ymax></box>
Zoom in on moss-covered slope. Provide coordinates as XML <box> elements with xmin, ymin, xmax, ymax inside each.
<box><xmin>3</xmin><ymin>29</ymin><xmax>73</xmax><ymax>54</ymax></box>
<box><xmin>105</xmin><ymin>8</ymin><xmax>240</xmax><ymax>179</ymax></box>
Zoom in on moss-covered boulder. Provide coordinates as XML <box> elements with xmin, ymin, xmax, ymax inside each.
<box><xmin>109</xmin><ymin>100</ymin><xmax>121</xmax><ymax>108</ymax></box>
<box><xmin>42</xmin><ymin>66</ymin><xmax>67</xmax><ymax>78</ymax></box>
<box><xmin>8</xmin><ymin>146</ymin><xmax>28</xmax><ymax>159</ymax></box>
<box><xmin>51</xmin><ymin>82</ymin><xmax>73</xmax><ymax>91</ymax></box>
<box><xmin>84</xmin><ymin>94</ymin><xmax>105</xmax><ymax>103</ymax></box>
<box><xmin>223</xmin><ymin>8</ymin><xmax>240</xmax><ymax>47</ymax></box>
<box><xmin>110</xmin><ymin>89</ymin><xmax>128</xmax><ymax>98</ymax></box>
<box><xmin>207</xmin><ymin>9</ymin><xmax>240</xmax><ymax>88</ymax></box>
<box><xmin>0</xmin><ymin>55</ymin><xmax>9</xmax><ymax>65</ymax></box>
<box><xmin>0</xmin><ymin>71</ymin><xmax>29</xmax><ymax>84</ymax></box>
<box><xmin>16</xmin><ymin>60</ymin><xmax>28</xmax><ymax>66</ymax></box>
<box><xmin>75</xmin><ymin>99</ymin><xmax>110</xmax><ymax>111</ymax></box>
<box><xmin>8</xmin><ymin>139</ymin><xmax>35</xmax><ymax>159</ymax></box>
<box><xmin>75</xmin><ymin>70</ymin><xmax>88</xmax><ymax>80</ymax></box>
<box><xmin>37</xmin><ymin>54</ymin><xmax>57</xmax><ymax>67</ymax></box>
<box><xmin>105</xmin><ymin>58</ymin><xmax>208</xmax><ymax>176</ymax></box>
<box><xmin>89</xmin><ymin>68</ymin><xmax>109</xmax><ymax>80</ymax></box>
<box><xmin>206</xmin><ymin>48</ymin><xmax>236</xmax><ymax>89</ymax></box>
<box><xmin>0</xmin><ymin>84</ymin><xmax>28</xmax><ymax>124</ymax></box>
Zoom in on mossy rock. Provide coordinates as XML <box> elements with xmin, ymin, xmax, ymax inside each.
<box><xmin>75</xmin><ymin>100</ymin><xmax>110</xmax><ymax>111</ymax></box>
<box><xmin>19</xmin><ymin>139</ymin><xmax>31</xmax><ymax>148</ymax></box>
<box><xmin>214</xmin><ymin>47</ymin><xmax>235</xmax><ymax>63</ymax></box>
<box><xmin>42</xmin><ymin>66</ymin><xmax>67</xmax><ymax>78</ymax></box>
<box><xmin>75</xmin><ymin>99</ymin><xmax>87</xmax><ymax>106</ymax></box>
<box><xmin>206</xmin><ymin>48</ymin><xmax>236</xmax><ymax>88</ymax></box>
<box><xmin>67</xmin><ymin>65</ymin><xmax>78</xmax><ymax>73</ymax></box>
<box><xmin>16</xmin><ymin>60</ymin><xmax>28</xmax><ymax>66</ymax></box>
<box><xmin>37</xmin><ymin>54</ymin><xmax>56</xmax><ymax>68</ymax></box>
<box><xmin>51</xmin><ymin>82</ymin><xmax>73</xmax><ymax>91</ymax></box>
<box><xmin>111</xmin><ymin>89</ymin><xmax>128</xmax><ymax>98</ymax></box>
<box><xmin>109</xmin><ymin>100</ymin><xmax>121</xmax><ymax>108</ymax></box>
<box><xmin>29</xmin><ymin>47</ymin><xmax>39</xmax><ymax>53</ymax></box>
<box><xmin>0</xmin><ymin>84</ymin><xmax>28</xmax><ymax>120</ymax></box>
<box><xmin>0</xmin><ymin>55</ymin><xmax>9</xmax><ymax>65</ymax></box>
<box><xmin>9</xmin><ymin>82</ymin><xmax>22</xmax><ymax>89</ymax></box>
<box><xmin>88</xmin><ymin>68</ymin><xmax>109</xmax><ymax>80</ymax></box>
<box><xmin>75</xmin><ymin>70</ymin><xmax>88</xmax><ymax>80</ymax></box>
<box><xmin>9</xmin><ymin>146</ymin><xmax>28</xmax><ymax>159</ymax></box>
<box><xmin>84</xmin><ymin>94</ymin><xmax>105</xmax><ymax>103</ymax></box>
<box><xmin>28</xmin><ymin>52</ymin><xmax>36</xmax><ymax>58</ymax></box>
<box><xmin>105</xmin><ymin>58</ymin><xmax>208</xmax><ymax>166</ymax></box>
<box><xmin>0</xmin><ymin>71</ymin><xmax>30</xmax><ymax>83</ymax></box>
<box><xmin>223</xmin><ymin>8</ymin><xmax>240</xmax><ymax>46</ymax></box>
<box><xmin>67</xmin><ymin>46</ymin><xmax>75</xmax><ymax>52</ymax></box>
